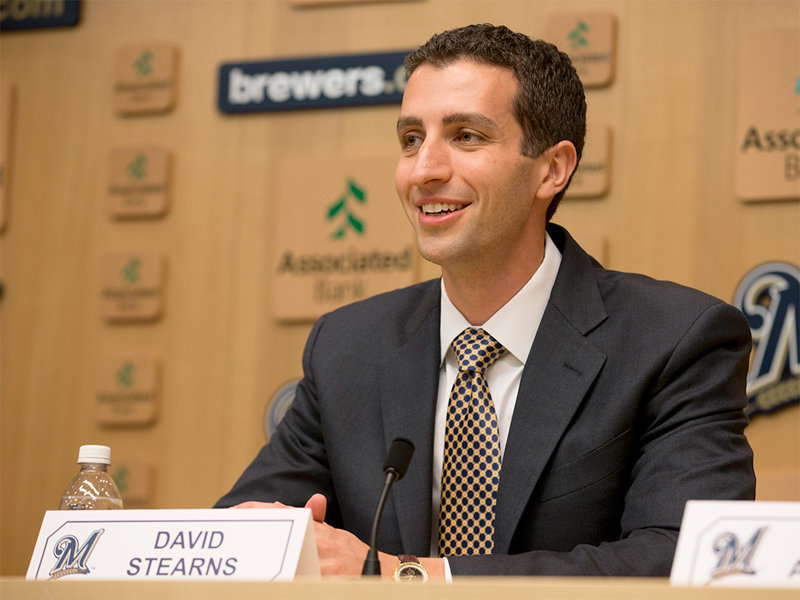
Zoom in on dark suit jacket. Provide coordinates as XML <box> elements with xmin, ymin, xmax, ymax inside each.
<box><xmin>216</xmin><ymin>224</ymin><xmax>755</xmax><ymax>576</ymax></box>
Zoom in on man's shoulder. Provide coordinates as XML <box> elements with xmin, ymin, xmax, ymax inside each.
<box><xmin>553</xmin><ymin>223</ymin><xmax>731</xmax><ymax>309</ymax></box>
<box><xmin>591</xmin><ymin>266</ymin><xmax>749</xmax><ymax>346</ymax></box>
<box><xmin>552</xmin><ymin>224</ymin><xmax>745</xmax><ymax>334</ymax></box>
<box><xmin>597</xmin><ymin>267</ymin><xmax>723</xmax><ymax>307</ymax></box>
<box><xmin>303</xmin><ymin>279</ymin><xmax>440</xmax><ymax>364</ymax></box>
<box><xmin>316</xmin><ymin>278</ymin><xmax>440</xmax><ymax>334</ymax></box>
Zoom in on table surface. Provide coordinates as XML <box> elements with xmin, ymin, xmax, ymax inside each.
<box><xmin>2</xmin><ymin>577</ymin><xmax>799</xmax><ymax>600</ymax></box>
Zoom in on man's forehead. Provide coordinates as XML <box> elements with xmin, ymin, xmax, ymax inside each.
<box><xmin>399</xmin><ymin>60</ymin><xmax>517</xmax><ymax>109</ymax></box>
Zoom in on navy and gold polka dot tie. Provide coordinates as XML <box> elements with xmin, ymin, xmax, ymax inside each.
<box><xmin>438</xmin><ymin>327</ymin><xmax>505</xmax><ymax>556</ymax></box>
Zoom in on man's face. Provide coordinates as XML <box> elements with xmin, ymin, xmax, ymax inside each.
<box><xmin>394</xmin><ymin>60</ymin><xmax>551</xmax><ymax>273</ymax></box>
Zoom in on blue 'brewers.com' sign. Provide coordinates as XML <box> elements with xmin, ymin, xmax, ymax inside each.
<box><xmin>217</xmin><ymin>50</ymin><xmax>410</xmax><ymax>114</ymax></box>
<box><xmin>0</xmin><ymin>0</ymin><xmax>80</xmax><ymax>31</ymax></box>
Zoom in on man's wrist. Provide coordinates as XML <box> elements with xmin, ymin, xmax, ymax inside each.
<box><xmin>419</xmin><ymin>556</ymin><xmax>445</xmax><ymax>580</ymax></box>
<box><xmin>377</xmin><ymin>551</ymin><xmax>397</xmax><ymax>579</ymax></box>
<box><xmin>376</xmin><ymin>552</ymin><xmax>445</xmax><ymax>581</ymax></box>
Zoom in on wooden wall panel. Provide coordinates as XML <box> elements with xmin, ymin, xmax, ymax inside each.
<box><xmin>1</xmin><ymin>0</ymin><xmax>798</xmax><ymax>576</ymax></box>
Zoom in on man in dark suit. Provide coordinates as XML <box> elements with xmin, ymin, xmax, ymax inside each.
<box><xmin>216</xmin><ymin>24</ymin><xmax>755</xmax><ymax>579</ymax></box>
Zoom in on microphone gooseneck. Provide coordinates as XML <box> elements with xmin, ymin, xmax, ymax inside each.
<box><xmin>361</xmin><ymin>438</ymin><xmax>415</xmax><ymax>576</ymax></box>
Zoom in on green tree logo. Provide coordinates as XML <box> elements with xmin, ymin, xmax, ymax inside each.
<box><xmin>794</xmin><ymin>77</ymin><xmax>800</xmax><ymax>115</ymax></box>
<box><xmin>134</xmin><ymin>50</ymin><xmax>153</xmax><ymax>76</ymax></box>
<box><xmin>127</xmin><ymin>154</ymin><xmax>147</xmax><ymax>180</ymax></box>
<box><xmin>796</xmin><ymin>77</ymin><xmax>800</xmax><ymax>115</ymax></box>
<box><xmin>116</xmin><ymin>361</ymin><xmax>135</xmax><ymax>388</ymax></box>
<box><xmin>326</xmin><ymin>178</ymin><xmax>366</xmax><ymax>239</ymax></box>
<box><xmin>121</xmin><ymin>257</ymin><xmax>141</xmax><ymax>284</ymax></box>
<box><xmin>568</xmin><ymin>21</ymin><xmax>589</xmax><ymax>50</ymax></box>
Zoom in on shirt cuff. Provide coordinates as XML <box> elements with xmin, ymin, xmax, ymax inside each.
<box><xmin>443</xmin><ymin>556</ymin><xmax>453</xmax><ymax>582</ymax></box>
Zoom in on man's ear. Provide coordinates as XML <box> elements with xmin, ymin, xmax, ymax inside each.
<box><xmin>534</xmin><ymin>141</ymin><xmax>578</xmax><ymax>201</ymax></box>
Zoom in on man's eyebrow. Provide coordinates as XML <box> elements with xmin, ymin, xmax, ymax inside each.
<box><xmin>396</xmin><ymin>113</ymin><xmax>500</xmax><ymax>134</ymax></box>
<box><xmin>396</xmin><ymin>115</ymin><xmax>422</xmax><ymax>134</ymax></box>
<box><xmin>442</xmin><ymin>112</ymin><xmax>499</xmax><ymax>130</ymax></box>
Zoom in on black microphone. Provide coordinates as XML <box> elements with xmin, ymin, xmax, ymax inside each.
<box><xmin>361</xmin><ymin>437</ymin><xmax>415</xmax><ymax>576</ymax></box>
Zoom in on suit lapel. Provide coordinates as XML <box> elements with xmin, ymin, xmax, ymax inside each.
<box><xmin>378</xmin><ymin>281</ymin><xmax>441</xmax><ymax>554</ymax></box>
<box><xmin>493</xmin><ymin>225</ymin><xmax>609</xmax><ymax>553</ymax></box>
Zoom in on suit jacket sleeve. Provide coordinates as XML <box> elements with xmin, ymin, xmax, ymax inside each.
<box><xmin>448</xmin><ymin>299</ymin><xmax>755</xmax><ymax>576</ymax></box>
<box><xmin>214</xmin><ymin>315</ymin><xmax>344</xmax><ymax>523</ymax></box>
<box><xmin>213</xmin><ymin>280</ymin><xmax>442</xmax><ymax>545</ymax></box>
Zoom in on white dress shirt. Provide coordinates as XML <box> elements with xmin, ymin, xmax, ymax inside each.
<box><xmin>431</xmin><ymin>233</ymin><xmax>562</xmax><ymax>566</ymax></box>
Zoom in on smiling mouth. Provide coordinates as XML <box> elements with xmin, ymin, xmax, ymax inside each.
<box><xmin>421</xmin><ymin>202</ymin><xmax>466</xmax><ymax>216</ymax></box>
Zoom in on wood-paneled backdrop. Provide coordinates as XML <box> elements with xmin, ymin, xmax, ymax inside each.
<box><xmin>1</xmin><ymin>0</ymin><xmax>798</xmax><ymax>576</ymax></box>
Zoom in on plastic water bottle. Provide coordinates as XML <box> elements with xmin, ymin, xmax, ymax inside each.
<box><xmin>58</xmin><ymin>445</ymin><xmax>123</xmax><ymax>510</ymax></box>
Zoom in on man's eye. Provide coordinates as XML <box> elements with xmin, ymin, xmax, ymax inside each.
<box><xmin>402</xmin><ymin>134</ymin><xmax>421</xmax><ymax>148</ymax></box>
<box><xmin>458</xmin><ymin>131</ymin><xmax>480</xmax><ymax>143</ymax></box>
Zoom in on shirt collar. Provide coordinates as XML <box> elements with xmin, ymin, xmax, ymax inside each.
<box><xmin>439</xmin><ymin>232</ymin><xmax>562</xmax><ymax>365</ymax></box>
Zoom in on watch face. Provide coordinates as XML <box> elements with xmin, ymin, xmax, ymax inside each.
<box><xmin>395</xmin><ymin>563</ymin><xmax>428</xmax><ymax>582</ymax></box>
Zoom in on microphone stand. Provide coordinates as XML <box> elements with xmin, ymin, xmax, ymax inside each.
<box><xmin>361</xmin><ymin>470</ymin><xmax>396</xmax><ymax>575</ymax></box>
<box><xmin>361</xmin><ymin>437</ymin><xmax>414</xmax><ymax>576</ymax></box>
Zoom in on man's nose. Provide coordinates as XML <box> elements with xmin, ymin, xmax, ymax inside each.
<box><xmin>410</xmin><ymin>138</ymin><xmax>452</xmax><ymax>187</ymax></box>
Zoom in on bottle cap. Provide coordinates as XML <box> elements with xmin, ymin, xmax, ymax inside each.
<box><xmin>77</xmin><ymin>445</ymin><xmax>111</xmax><ymax>465</ymax></box>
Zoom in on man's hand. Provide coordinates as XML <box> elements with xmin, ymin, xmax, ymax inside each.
<box><xmin>232</xmin><ymin>495</ymin><xmax>443</xmax><ymax>579</ymax></box>
<box><xmin>303</xmin><ymin>492</ymin><xmax>327</xmax><ymax>523</ymax></box>
<box><xmin>231</xmin><ymin>495</ymin><xmax>327</xmax><ymax>523</ymax></box>
<box><xmin>231</xmin><ymin>500</ymin><xmax>289</xmax><ymax>509</ymax></box>
<box><xmin>301</xmin><ymin>493</ymin><xmax>372</xmax><ymax>577</ymax></box>
<box><xmin>231</xmin><ymin>495</ymin><xmax>373</xmax><ymax>577</ymax></box>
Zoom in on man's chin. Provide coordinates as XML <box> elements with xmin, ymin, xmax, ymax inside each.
<box><xmin>416</xmin><ymin>241</ymin><xmax>461</xmax><ymax>270</ymax></box>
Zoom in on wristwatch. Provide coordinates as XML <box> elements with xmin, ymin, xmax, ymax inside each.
<box><xmin>393</xmin><ymin>554</ymin><xmax>429</xmax><ymax>582</ymax></box>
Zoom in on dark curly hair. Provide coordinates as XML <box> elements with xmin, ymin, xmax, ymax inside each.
<box><xmin>404</xmin><ymin>24</ymin><xmax>586</xmax><ymax>220</ymax></box>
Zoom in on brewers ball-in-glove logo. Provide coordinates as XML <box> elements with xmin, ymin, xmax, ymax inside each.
<box><xmin>710</xmin><ymin>526</ymin><xmax>767</xmax><ymax>581</ymax></box>
<box><xmin>49</xmin><ymin>529</ymin><xmax>104</xmax><ymax>579</ymax></box>
<box><xmin>733</xmin><ymin>262</ymin><xmax>800</xmax><ymax>417</ymax></box>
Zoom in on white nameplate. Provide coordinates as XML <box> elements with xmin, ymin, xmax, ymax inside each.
<box><xmin>670</xmin><ymin>500</ymin><xmax>800</xmax><ymax>588</ymax></box>
<box><xmin>26</xmin><ymin>508</ymin><xmax>319</xmax><ymax>581</ymax></box>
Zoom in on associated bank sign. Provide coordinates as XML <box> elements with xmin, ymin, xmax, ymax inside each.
<box><xmin>218</xmin><ymin>50</ymin><xmax>410</xmax><ymax>113</ymax></box>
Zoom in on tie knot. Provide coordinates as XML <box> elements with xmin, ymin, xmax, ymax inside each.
<box><xmin>452</xmin><ymin>328</ymin><xmax>506</xmax><ymax>374</ymax></box>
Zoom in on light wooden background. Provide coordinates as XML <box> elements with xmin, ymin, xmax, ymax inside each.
<box><xmin>1</xmin><ymin>0</ymin><xmax>799</xmax><ymax>576</ymax></box>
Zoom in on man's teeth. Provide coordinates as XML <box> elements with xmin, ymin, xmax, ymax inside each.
<box><xmin>422</xmin><ymin>203</ymin><xmax>464</xmax><ymax>215</ymax></box>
